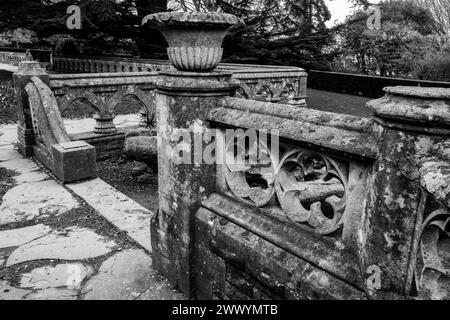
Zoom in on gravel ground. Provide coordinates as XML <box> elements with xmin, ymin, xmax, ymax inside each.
<box><xmin>0</xmin><ymin>80</ymin><xmax>17</xmax><ymax>125</ymax></box>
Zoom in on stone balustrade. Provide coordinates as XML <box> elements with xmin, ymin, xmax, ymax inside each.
<box><xmin>12</xmin><ymin>10</ymin><xmax>450</xmax><ymax>299</ymax></box>
<box><xmin>13</xmin><ymin>62</ymin><xmax>96</xmax><ymax>182</ymax></box>
<box><xmin>52</xmin><ymin>56</ymin><xmax>307</xmax><ymax>105</ymax></box>
<box><xmin>52</xmin><ymin>56</ymin><xmax>171</xmax><ymax>74</ymax></box>
<box><xmin>0</xmin><ymin>51</ymin><xmax>30</xmax><ymax>66</ymax></box>
<box><xmin>49</xmin><ymin>72</ymin><xmax>158</xmax><ymax>132</ymax></box>
<box><xmin>151</xmin><ymin>67</ymin><xmax>450</xmax><ymax>300</ymax></box>
<box><xmin>0</xmin><ymin>48</ymin><xmax>52</xmax><ymax>68</ymax></box>
<box><xmin>48</xmin><ymin>72</ymin><xmax>158</xmax><ymax>159</ymax></box>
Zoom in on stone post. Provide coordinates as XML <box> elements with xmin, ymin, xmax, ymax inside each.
<box><xmin>13</xmin><ymin>61</ymin><xmax>49</xmax><ymax>156</ymax></box>
<box><xmin>151</xmin><ymin>71</ymin><xmax>238</xmax><ymax>297</ymax></box>
<box><xmin>362</xmin><ymin>86</ymin><xmax>450</xmax><ymax>298</ymax></box>
<box><xmin>143</xmin><ymin>10</ymin><xmax>243</xmax><ymax>298</ymax></box>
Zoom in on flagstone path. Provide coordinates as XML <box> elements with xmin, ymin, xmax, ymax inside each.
<box><xmin>0</xmin><ymin>122</ymin><xmax>185</xmax><ymax>300</ymax></box>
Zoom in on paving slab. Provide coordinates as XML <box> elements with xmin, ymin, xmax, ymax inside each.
<box><xmin>7</xmin><ymin>227</ymin><xmax>117</xmax><ymax>266</ymax></box>
<box><xmin>0</xmin><ymin>180</ymin><xmax>80</xmax><ymax>225</ymax></box>
<box><xmin>0</xmin><ymin>157</ymin><xmax>40</xmax><ymax>173</ymax></box>
<box><xmin>0</xmin><ymin>64</ymin><xmax>18</xmax><ymax>73</ymax></box>
<box><xmin>82</xmin><ymin>249</ymin><xmax>183</xmax><ymax>300</ymax></box>
<box><xmin>20</xmin><ymin>263</ymin><xmax>93</xmax><ymax>290</ymax></box>
<box><xmin>67</xmin><ymin>178</ymin><xmax>153</xmax><ymax>251</ymax></box>
<box><xmin>0</xmin><ymin>157</ymin><xmax>50</xmax><ymax>183</ymax></box>
<box><xmin>0</xmin><ymin>281</ymin><xmax>32</xmax><ymax>300</ymax></box>
<box><xmin>0</xmin><ymin>124</ymin><xmax>18</xmax><ymax>144</ymax></box>
<box><xmin>0</xmin><ymin>224</ymin><xmax>53</xmax><ymax>249</ymax></box>
<box><xmin>24</xmin><ymin>288</ymin><xmax>78</xmax><ymax>300</ymax></box>
<box><xmin>0</xmin><ymin>148</ymin><xmax>22</xmax><ymax>162</ymax></box>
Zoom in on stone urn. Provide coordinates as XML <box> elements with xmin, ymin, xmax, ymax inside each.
<box><xmin>142</xmin><ymin>11</ymin><xmax>244</xmax><ymax>72</ymax></box>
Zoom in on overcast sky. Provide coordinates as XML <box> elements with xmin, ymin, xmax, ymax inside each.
<box><xmin>325</xmin><ymin>0</ymin><xmax>382</xmax><ymax>26</ymax></box>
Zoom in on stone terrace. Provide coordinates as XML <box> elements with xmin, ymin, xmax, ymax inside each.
<box><xmin>0</xmin><ymin>123</ymin><xmax>184</xmax><ymax>300</ymax></box>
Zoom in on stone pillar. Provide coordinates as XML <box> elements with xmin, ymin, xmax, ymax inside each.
<box><xmin>151</xmin><ymin>71</ymin><xmax>238</xmax><ymax>297</ymax></box>
<box><xmin>13</xmin><ymin>61</ymin><xmax>49</xmax><ymax>156</ymax></box>
<box><xmin>362</xmin><ymin>86</ymin><xmax>450</xmax><ymax>298</ymax></box>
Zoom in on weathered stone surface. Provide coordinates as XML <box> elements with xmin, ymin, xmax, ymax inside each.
<box><xmin>82</xmin><ymin>249</ymin><xmax>182</xmax><ymax>300</ymax></box>
<box><xmin>0</xmin><ymin>124</ymin><xmax>18</xmax><ymax>145</ymax></box>
<box><xmin>368</xmin><ymin>86</ymin><xmax>450</xmax><ymax>134</ymax></box>
<box><xmin>153</xmin><ymin>71</ymin><xmax>238</xmax><ymax>297</ymax></box>
<box><xmin>0</xmin><ymin>180</ymin><xmax>80</xmax><ymax>225</ymax></box>
<box><xmin>419</xmin><ymin>158</ymin><xmax>450</xmax><ymax>208</ymax></box>
<box><xmin>51</xmin><ymin>141</ymin><xmax>97</xmax><ymax>183</ymax></box>
<box><xmin>0</xmin><ymin>156</ymin><xmax>49</xmax><ymax>183</ymax></box>
<box><xmin>0</xmin><ymin>224</ymin><xmax>52</xmax><ymax>249</ymax></box>
<box><xmin>142</xmin><ymin>12</ymin><xmax>243</xmax><ymax>71</ymax></box>
<box><xmin>131</xmin><ymin>162</ymin><xmax>148</xmax><ymax>176</ymax></box>
<box><xmin>0</xmin><ymin>281</ymin><xmax>31</xmax><ymax>300</ymax></box>
<box><xmin>123</xmin><ymin>135</ymin><xmax>157</xmax><ymax>164</ymax></box>
<box><xmin>137</xmin><ymin>173</ymin><xmax>153</xmax><ymax>184</ymax></box>
<box><xmin>24</xmin><ymin>288</ymin><xmax>78</xmax><ymax>300</ymax></box>
<box><xmin>207</xmin><ymin>105</ymin><xmax>377</xmax><ymax>160</ymax></box>
<box><xmin>0</xmin><ymin>148</ymin><xmax>21</xmax><ymax>162</ymax></box>
<box><xmin>125</xmin><ymin>128</ymin><xmax>156</xmax><ymax>139</ymax></box>
<box><xmin>67</xmin><ymin>178</ymin><xmax>152</xmax><ymax>251</ymax></box>
<box><xmin>136</xmin><ymin>281</ymin><xmax>185</xmax><ymax>300</ymax></box>
<box><xmin>0</xmin><ymin>157</ymin><xmax>40</xmax><ymax>175</ymax></box>
<box><xmin>14</xmin><ymin>171</ymin><xmax>49</xmax><ymax>184</ymax></box>
<box><xmin>7</xmin><ymin>227</ymin><xmax>116</xmax><ymax>266</ymax></box>
<box><xmin>14</xmin><ymin>63</ymin><xmax>50</xmax><ymax>156</ymax></box>
<box><xmin>20</xmin><ymin>263</ymin><xmax>93</xmax><ymax>290</ymax></box>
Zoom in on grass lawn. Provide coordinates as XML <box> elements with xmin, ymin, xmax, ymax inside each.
<box><xmin>306</xmin><ymin>88</ymin><xmax>373</xmax><ymax>118</ymax></box>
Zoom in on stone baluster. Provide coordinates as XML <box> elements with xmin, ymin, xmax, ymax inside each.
<box><xmin>93</xmin><ymin>111</ymin><xmax>117</xmax><ymax>134</ymax></box>
<box><xmin>13</xmin><ymin>61</ymin><xmax>50</xmax><ymax>156</ymax></box>
<box><xmin>361</xmin><ymin>86</ymin><xmax>450</xmax><ymax>298</ymax></box>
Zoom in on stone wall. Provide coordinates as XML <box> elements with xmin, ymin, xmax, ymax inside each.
<box><xmin>150</xmin><ymin>68</ymin><xmax>450</xmax><ymax>300</ymax></box>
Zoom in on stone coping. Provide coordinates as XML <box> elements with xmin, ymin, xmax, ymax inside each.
<box><xmin>219</xmin><ymin>97</ymin><xmax>374</xmax><ymax>133</ymax></box>
<box><xmin>142</xmin><ymin>11</ymin><xmax>244</xmax><ymax>28</ymax></box>
<box><xmin>49</xmin><ymin>71</ymin><xmax>158</xmax><ymax>79</ymax></box>
<box><xmin>385</xmin><ymin>86</ymin><xmax>450</xmax><ymax>99</ymax></box>
<box><xmin>53</xmin><ymin>56</ymin><xmax>305</xmax><ymax>72</ymax></box>
<box><xmin>208</xmin><ymin>106</ymin><xmax>378</xmax><ymax>160</ymax></box>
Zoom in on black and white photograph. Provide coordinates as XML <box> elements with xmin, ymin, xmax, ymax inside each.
<box><xmin>0</xmin><ymin>0</ymin><xmax>449</xmax><ymax>306</ymax></box>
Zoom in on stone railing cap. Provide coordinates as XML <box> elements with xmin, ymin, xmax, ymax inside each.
<box><xmin>384</xmin><ymin>86</ymin><xmax>450</xmax><ymax>100</ymax></box>
<box><xmin>368</xmin><ymin>86</ymin><xmax>450</xmax><ymax>133</ymax></box>
<box><xmin>15</xmin><ymin>61</ymin><xmax>46</xmax><ymax>75</ymax></box>
<box><xmin>142</xmin><ymin>11</ymin><xmax>244</xmax><ymax>28</ymax></box>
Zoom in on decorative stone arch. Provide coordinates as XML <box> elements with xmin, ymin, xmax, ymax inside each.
<box><xmin>280</xmin><ymin>83</ymin><xmax>297</xmax><ymax>101</ymax></box>
<box><xmin>107</xmin><ymin>86</ymin><xmax>156</xmax><ymax>127</ymax></box>
<box><xmin>107</xmin><ymin>86</ymin><xmax>154</xmax><ymax>115</ymax></box>
<box><xmin>235</xmin><ymin>82</ymin><xmax>252</xmax><ymax>100</ymax></box>
<box><xmin>255</xmin><ymin>84</ymin><xmax>274</xmax><ymax>101</ymax></box>
<box><xmin>235</xmin><ymin>86</ymin><xmax>249</xmax><ymax>99</ymax></box>
<box><xmin>58</xmin><ymin>90</ymin><xmax>105</xmax><ymax>116</ymax></box>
